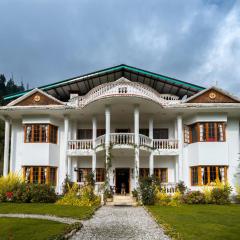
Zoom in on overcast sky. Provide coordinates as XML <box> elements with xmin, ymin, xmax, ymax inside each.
<box><xmin>0</xmin><ymin>0</ymin><xmax>240</xmax><ymax>94</ymax></box>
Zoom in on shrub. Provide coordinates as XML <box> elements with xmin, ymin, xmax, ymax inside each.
<box><xmin>139</xmin><ymin>176</ymin><xmax>156</xmax><ymax>205</ymax></box>
<box><xmin>181</xmin><ymin>191</ymin><xmax>205</xmax><ymax>204</ymax></box>
<box><xmin>176</xmin><ymin>181</ymin><xmax>187</xmax><ymax>194</ymax></box>
<box><xmin>155</xmin><ymin>190</ymin><xmax>171</xmax><ymax>206</ymax></box>
<box><xmin>211</xmin><ymin>183</ymin><xmax>232</xmax><ymax>205</ymax></box>
<box><xmin>56</xmin><ymin>183</ymin><xmax>100</xmax><ymax>207</ymax></box>
<box><xmin>202</xmin><ymin>186</ymin><xmax>212</xmax><ymax>204</ymax></box>
<box><xmin>132</xmin><ymin>189</ymin><xmax>138</xmax><ymax>199</ymax></box>
<box><xmin>0</xmin><ymin>173</ymin><xmax>23</xmax><ymax>201</ymax></box>
<box><xmin>62</xmin><ymin>175</ymin><xmax>74</xmax><ymax>195</ymax></box>
<box><xmin>236</xmin><ymin>185</ymin><xmax>240</xmax><ymax>203</ymax></box>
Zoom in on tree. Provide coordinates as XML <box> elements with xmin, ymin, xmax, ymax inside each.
<box><xmin>0</xmin><ymin>74</ymin><xmax>25</xmax><ymax>175</ymax></box>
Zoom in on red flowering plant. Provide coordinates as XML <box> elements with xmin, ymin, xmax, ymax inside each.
<box><xmin>6</xmin><ymin>191</ymin><xmax>14</xmax><ymax>201</ymax></box>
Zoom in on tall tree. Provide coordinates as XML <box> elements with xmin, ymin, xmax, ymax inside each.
<box><xmin>0</xmin><ymin>74</ymin><xmax>25</xmax><ymax>175</ymax></box>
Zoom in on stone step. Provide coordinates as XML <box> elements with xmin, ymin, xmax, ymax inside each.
<box><xmin>106</xmin><ymin>195</ymin><xmax>137</xmax><ymax>207</ymax></box>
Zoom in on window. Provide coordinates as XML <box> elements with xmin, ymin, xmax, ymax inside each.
<box><xmin>154</xmin><ymin>168</ymin><xmax>168</xmax><ymax>182</ymax></box>
<box><xmin>187</xmin><ymin>122</ymin><xmax>226</xmax><ymax>143</ymax></box>
<box><xmin>153</xmin><ymin>129</ymin><xmax>168</xmax><ymax>139</ymax></box>
<box><xmin>97</xmin><ymin>129</ymin><xmax>105</xmax><ymax>137</ymax></box>
<box><xmin>191</xmin><ymin>166</ymin><xmax>227</xmax><ymax>186</ymax></box>
<box><xmin>23</xmin><ymin>166</ymin><xmax>57</xmax><ymax>185</ymax></box>
<box><xmin>139</xmin><ymin>129</ymin><xmax>149</xmax><ymax>137</ymax></box>
<box><xmin>77</xmin><ymin>129</ymin><xmax>92</xmax><ymax>139</ymax></box>
<box><xmin>24</xmin><ymin>124</ymin><xmax>58</xmax><ymax>144</ymax></box>
<box><xmin>140</xmin><ymin>168</ymin><xmax>149</xmax><ymax>178</ymax></box>
<box><xmin>96</xmin><ymin>168</ymin><xmax>105</xmax><ymax>182</ymax></box>
<box><xmin>77</xmin><ymin>168</ymin><xmax>92</xmax><ymax>182</ymax></box>
<box><xmin>191</xmin><ymin>167</ymin><xmax>198</xmax><ymax>186</ymax></box>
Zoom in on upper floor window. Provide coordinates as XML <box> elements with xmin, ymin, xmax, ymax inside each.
<box><xmin>153</xmin><ymin>128</ymin><xmax>168</xmax><ymax>139</ymax></box>
<box><xmin>24</xmin><ymin>124</ymin><xmax>58</xmax><ymax>144</ymax></box>
<box><xmin>184</xmin><ymin>122</ymin><xmax>225</xmax><ymax>144</ymax></box>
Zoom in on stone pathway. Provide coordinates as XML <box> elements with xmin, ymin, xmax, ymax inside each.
<box><xmin>0</xmin><ymin>213</ymin><xmax>80</xmax><ymax>224</ymax></box>
<box><xmin>71</xmin><ymin>206</ymin><xmax>169</xmax><ymax>240</ymax></box>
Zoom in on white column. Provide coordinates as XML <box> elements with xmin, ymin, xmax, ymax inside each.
<box><xmin>64</xmin><ymin>116</ymin><xmax>70</xmax><ymax>178</ymax></box>
<box><xmin>134</xmin><ymin>105</ymin><xmax>140</xmax><ymax>188</ymax></box>
<box><xmin>149</xmin><ymin>117</ymin><xmax>154</xmax><ymax>176</ymax></box>
<box><xmin>67</xmin><ymin>157</ymin><xmax>72</xmax><ymax>177</ymax></box>
<box><xmin>72</xmin><ymin>159</ymin><xmax>78</xmax><ymax>182</ymax></box>
<box><xmin>3</xmin><ymin>118</ymin><xmax>10</xmax><ymax>176</ymax></box>
<box><xmin>177</xmin><ymin>115</ymin><xmax>183</xmax><ymax>181</ymax></box>
<box><xmin>105</xmin><ymin>106</ymin><xmax>110</xmax><ymax>147</ymax></box>
<box><xmin>92</xmin><ymin>116</ymin><xmax>97</xmax><ymax>181</ymax></box>
<box><xmin>105</xmin><ymin>106</ymin><xmax>111</xmax><ymax>188</ymax></box>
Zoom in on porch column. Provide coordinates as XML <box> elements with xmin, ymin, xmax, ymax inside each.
<box><xmin>134</xmin><ymin>105</ymin><xmax>140</xmax><ymax>188</ymax></box>
<box><xmin>105</xmin><ymin>106</ymin><xmax>111</xmax><ymax>188</ymax></box>
<box><xmin>3</xmin><ymin>118</ymin><xmax>10</xmax><ymax>176</ymax></box>
<box><xmin>64</xmin><ymin>115</ymin><xmax>70</xmax><ymax>178</ymax></box>
<box><xmin>177</xmin><ymin>115</ymin><xmax>183</xmax><ymax>181</ymax></box>
<box><xmin>92</xmin><ymin>116</ymin><xmax>97</xmax><ymax>181</ymax></box>
<box><xmin>72</xmin><ymin>159</ymin><xmax>78</xmax><ymax>182</ymax></box>
<box><xmin>149</xmin><ymin>117</ymin><xmax>154</xmax><ymax>176</ymax></box>
<box><xmin>67</xmin><ymin>157</ymin><xmax>72</xmax><ymax>178</ymax></box>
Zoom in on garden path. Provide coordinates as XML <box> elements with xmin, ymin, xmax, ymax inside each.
<box><xmin>0</xmin><ymin>213</ymin><xmax>80</xmax><ymax>224</ymax></box>
<box><xmin>71</xmin><ymin>206</ymin><xmax>169</xmax><ymax>240</ymax></box>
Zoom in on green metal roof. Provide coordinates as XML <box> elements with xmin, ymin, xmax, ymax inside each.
<box><xmin>4</xmin><ymin>64</ymin><xmax>205</xmax><ymax>101</ymax></box>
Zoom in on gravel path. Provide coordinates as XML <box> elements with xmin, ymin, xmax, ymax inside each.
<box><xmin>71</xmin><ymin>206</ymin><xmax>169</xmax><ymax>240</ymax></box>
<box><xmin>0</xmin><ymin>213</ymin><xmax>80</xmax><ymax>224</ymax></box>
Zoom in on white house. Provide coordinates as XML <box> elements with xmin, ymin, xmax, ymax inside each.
<box><xmin>1</xmin><ymin>64</ymin><xmax>240</xmax><ymax>194</ymax></box>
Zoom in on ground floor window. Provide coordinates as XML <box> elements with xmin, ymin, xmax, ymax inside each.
<box><xmin>77</xmin><ymin>168</ymin><xmax>105</xmax><ymax>182</ymax></box>
<box><xmin>139</xmin><ymin>168</ymin><xmax>168</xmax><ymax>182</ymax></box>
<box><xmin>190</xmin><ymin>166</ymin><xmax>227</xmax><ymax>186</ymax></box>
<box><xmin>22</xmin><ymin>166</ymin><xmax>57</xmax><ymax>185</ymax></box>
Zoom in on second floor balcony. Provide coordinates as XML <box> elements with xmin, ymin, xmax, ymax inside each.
<box><xmin>67</xmin><ymin>132</ymin><xmax>179</xmax><ymax>156</ymax></box>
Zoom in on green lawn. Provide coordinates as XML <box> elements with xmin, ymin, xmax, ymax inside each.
<box><xmin>147</xmin><ymin>204</ymin><xmax>240</xmax><ymax>240</ymax></box>
<box><xmin>0</xmin><ymin>217</ymin><xmax>67</xmax><ymax>240</ymax></box>
<box><xmin>0</xmin><ymin>203</ymin><xmax>96</xmax><ymax>219</ymax></box>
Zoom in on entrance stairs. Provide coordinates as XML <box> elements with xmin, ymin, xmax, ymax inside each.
<box><xmin>106</xmin><ymin>195</ymin><xmax>137</xmax><ymax>206</ymax></box>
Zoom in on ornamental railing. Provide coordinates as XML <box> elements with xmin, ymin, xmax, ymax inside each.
<box><xmin>110</xmin><ymin>133</ymin><xmax>135</xmax><ymax>145</ymax></box>
<box><xmin>153</xmin><ymin>139</ymin><xmax>178</xmax><ymax>149</ymax></box>
<box><xmin>68</xmin><ymin>78</ymin><xmax>180</xmax><ymax>107</ymax></box>
<box><xmin>68</xmin><ymin>140</ymin><xmax>93</xmax><ymax>150</ymax></box>
<box><xmin>68</xmin><ymin>135</ymin><xmax>178</xmax><ymax>151</ymax></box>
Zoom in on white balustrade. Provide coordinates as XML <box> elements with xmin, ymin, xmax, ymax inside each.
<box><xmin>67</xmin><ymin>79</ymin><xmax>180</xmax><ymax>107</ymax></box>
<box><xmin>153</xmin><ymin>139</ymin><xmax>178</xmax><ymax>150</ymax></box>
<box><xmin>95</xmin><ymin>135</ymin><xmax>105</xmax><ymax>147</ymax></box>
<box><xmin>160</xmin><ymin>183</ymin><xmax>177</xmax><ymax>194</ymax></box>
<box><xmin>139</xmin><ymin>134</ymin><xmax>152</xmax><ymax>147</ymax></box>
<box><xmin>68</xmin><ymin>135</ymin><xmax>178</xmax><ymax>151</ymax></box>
<box><xmin>68</xmin><ymin>140</ymin><xmax>93</xmax><ymax>150</ymax></box>
<box><xmin>110</xmin><ymin>133</ymin><xmax>135</xmax><ymax>145</ymax></box>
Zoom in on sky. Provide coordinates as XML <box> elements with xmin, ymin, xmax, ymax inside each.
<box><xmin>0</xmin><ymin>0</ymin><xmax>240</xmax><ymax>94</ymax></box>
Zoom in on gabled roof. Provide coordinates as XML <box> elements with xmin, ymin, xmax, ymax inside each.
<box><xmin>3</xmin><ymin>64</ymin><xmax>205</xmax><ymax>102</ymax></box>
<box><xmin>184</xmin><ymin>86</ymin><xmax>240</xmax><ymax>103</ymax></box>
<box><xmin>7</xmin><ymin>88</ymin><xmax>64</xmax><ymax>106</ymax></box>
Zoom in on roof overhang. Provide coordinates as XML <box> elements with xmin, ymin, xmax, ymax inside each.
<box><xmin>3</xmin><ymin>64</ymin><xmax>205</xmax><ymax>103</ymax></box>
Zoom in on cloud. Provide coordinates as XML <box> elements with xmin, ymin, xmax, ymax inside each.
<box><xmin>0</xmin><ymin>0</ymin><xmax>239</xmax><ymax>94</ymax></box>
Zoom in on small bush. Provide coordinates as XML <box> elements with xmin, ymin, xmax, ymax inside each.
<box><xmin>211</xmin><ymin>184</ymin><xmax>232</xmax><ymax>205</ymax></box>
<box><xmin>182</xmin><ymin>191</ymin><xmax>206</xmax><ymax>204</ymax></box>
<box><xmin>139</xmin><ymin>176</ymin><xmax>156</xmax><ymax>205</ymax></box>
<box><xmin>155</xmin><ymin>190</ymin><xmax>171</xmax><ymax>206</ymax></box>
<box><xmin>56</xmin><ymin>183</ymin><xmax>100</xmax><ymax>207</ymax></box>
<box><xmin>176</xmin><ymin>181</ymin><xmax>187</xmax><ymax>194</ymax></box>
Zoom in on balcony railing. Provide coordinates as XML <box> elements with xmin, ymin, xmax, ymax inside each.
<box><xmin>68</xmin><ymin>134</ymin><xmax>178</xmax><ymax>152</ymax></box>
<box><xmin>153</xmin><ymin>139</ymin><xmax>178</xmax><ymax>149</ymax></box>
<box><xmin>68</xmin><ymin>140</ymin><xmax>93</xmax><ymax>150</ymax></box>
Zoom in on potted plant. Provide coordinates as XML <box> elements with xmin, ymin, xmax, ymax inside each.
<box><xmin>104</xmin><ymin>189</ymin><xmax>113</xmax><ymax>202</ymax></box>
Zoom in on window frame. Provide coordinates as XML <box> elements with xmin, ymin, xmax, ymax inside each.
<box><xmin>24</xmin><ymin>124</ymin><xmax>58</xmax><ymax>144</ymax></box>
<box><xmin>23</xmin><ymin>166</ymin><xmax>57</xmax><ymax>186</ymax></box>
<box><xmin>187</xmin><ymin>122</ymin><xmax>226</xmax><ymax>144</ymax></box>
<box><xmin>190</xmin><ymin>166</ymin><xmax>227</xmax><ymax>186</ymax></box>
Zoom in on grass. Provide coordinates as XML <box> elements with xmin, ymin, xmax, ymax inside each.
<box><xmin>147</xmin><ymin>204</ymin><xmax>240</xmax><ymax>240</ymax></box>
<box><xmin>0</xmin><ymin>217</ymin><xmax>68</xmax><ymax>240</ymax></box>
<box><xmin>0</xmin><ymin>203</ymin><xmax>96</xmax><ymax>220</ymax></box>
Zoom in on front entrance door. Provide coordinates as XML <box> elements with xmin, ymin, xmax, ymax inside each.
<box><xmin>115</xmin><ymin>168</ymin><xmax>130</xmax><ymax>194</ymax></box>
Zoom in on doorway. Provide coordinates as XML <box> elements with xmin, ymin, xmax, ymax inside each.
<box><xmin>115</xmin><ymin>168</ymin><xmax>130</xmax><ymax>194</ymax></box>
